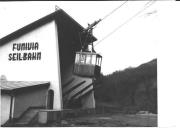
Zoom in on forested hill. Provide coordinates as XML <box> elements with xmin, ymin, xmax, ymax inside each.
<box><xmin>95</xmin><ymin>59</ymin><xmax>157</xmax><ymax>113</ymax></box>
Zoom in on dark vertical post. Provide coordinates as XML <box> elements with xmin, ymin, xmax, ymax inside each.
<box><xmin>9</xmin><ymin>94</ymin><xmax>13</xmax><ymax>121</ymax></box>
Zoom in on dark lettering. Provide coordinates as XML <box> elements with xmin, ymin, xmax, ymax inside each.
<box><xmin>32</xmin><ymin>52</ymin><xmax>36</xmax><ymax>60</ymax></box>
<box><xmin>35</xmin><ymin>42</ymin><xmax>39</xmax><ymax>50</ymax></box>
<box><xmin>12</xmin><ymin>53</ymin><xmax>16</xmax><ymax>61</ymax></box>
<box><xmin>27</xmin><ymin>53</ymin><xmax>32</xmax><ymax>60</ymax></box>
<box><xmin>17</xmin><ymin>43</ymin><xmax>20</xmax><ymax>51</ymax></box>
<box><xmin>23</xmin><ymin>53</ymin><xmax>27</xmax><ymax>60</ymax></box>
<box><xmin>9</xmin><ymin>42</ymin><xmax>41</xmax><ymax>61</ymax></box>
<box><xmin>37</xmin><ymin>52</ymin><xmax>41</xmax><ymax>60</ymax></box>
<box><xmin>8</xmin><ymin>54</ymin><xmax>12</xmax><ymax>61</ymax></box>
<box><xmin>28</xmin><ymin>43</ymin><xmax>31</xmax><ymax>50</ymax></box>
<box><xmin>25</xmin><ymin>43</ymin><xmax>28</xmax><ymax>50</ymax></box>
<box><xmin>21</xmin><ymin>43</ymin><xmax>26</xmax><ymax>50</ymax></box>
<box><xmin>18</xmin><ymin>53</ymin><xmax>22</xmax><ymax>61</ymax></box>
<box><xmin>12</xmin><ymin>44</ymin><xmax>16</xmax><ymax>51</ymax></box>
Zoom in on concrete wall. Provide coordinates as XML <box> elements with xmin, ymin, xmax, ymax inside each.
<box><xmin>13</xmin><ymin>87</ymin><xmax>48</xmax><ymax>119</ymax></box>
<box><xmin>0</xmin><ymin>94</ymin><xmax>11</xmax><ymax>125</ymax></box>
<box><xmin>0</xmin><ymin>21</ymin><xmax>62</xmax><ymax>110</ymax></box>
<box><xmin>62</xmin><ymin>64</ymin><xmax>95</xmax><ymax>109</ymax></box>
<box><xmin>56</xmin><ymin>15</ymin><xmax>96</xmax><ymax>109</ymax></box>
<box><xmin>81</xmin><ymin>91</ymin><xmax>95</xmax><ymax>109</ymax></box>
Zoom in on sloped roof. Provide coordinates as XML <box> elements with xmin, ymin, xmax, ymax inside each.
<box><xmin>0</xmin><ymin>9</ymin><xmax>97</xmax><ymax>46</ymax></box>
<box><xmin>0</xmin><ymin>81</ymin><xmax>50</xmax><ymax>92</ymax></box>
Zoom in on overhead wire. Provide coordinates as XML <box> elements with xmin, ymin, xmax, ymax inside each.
<box><xmin>79</xmin><ymin>1</ymin><xmax>128</xmax><ymax>51</ymax></box>
<box><xmin>94</xmin><ymin>0</ymin><xmax>156</xmax><ymax>47</ymax></box>
<box><xmin>144</xmin><ymin>0</ymin><xmax>156</xmax><ymax>7</ymax></box>
<box><xmin>86</xmin><ymin>1</ymin><xmax>128</xmax><ymax>32</ymax></box>
<box><xmin>101</xmin><ymin>0</ymin><xmax>128</xmax><ymax>21</ymax></box>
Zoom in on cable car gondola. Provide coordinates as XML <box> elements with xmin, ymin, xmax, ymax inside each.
<box><xmin>74</xmin><ymin>51</ymin><xmax>102</xmax><ymax>77</ymax></box>
<box><xmin>73</xmin><ymin>19</ymin><xmax>102</xmax><ymax>77</ymax></box>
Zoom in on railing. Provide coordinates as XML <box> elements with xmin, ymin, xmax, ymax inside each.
<box><xmin>76</xmin><ymin>81</ymin><xmax>102</xmax><ymax>101</ymax></box>
<box><xmin>63</xmin><ymin>81</ymin><xmax>86</xmax><ymax>97</ymax></box>
<box><xmin>69</xmin><ymin>83</ymin><xmax>93</xmax><ymax>100</ymax></box>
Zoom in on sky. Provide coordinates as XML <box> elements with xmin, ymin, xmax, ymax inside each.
<box><xmin>1</xmin><ymin>1</ymin><xmax>180</xmax><ymax>127</ymax></box>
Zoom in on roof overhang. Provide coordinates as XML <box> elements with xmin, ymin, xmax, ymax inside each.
<box><xmin>0</xmin><ymin>81</ymin><xmax>50</xmax><ymax>95</ymax></box>
<box><xmin>0</xmin><ymin>9</ymin><xmax>97</xmax><ymax>47</ymax></box>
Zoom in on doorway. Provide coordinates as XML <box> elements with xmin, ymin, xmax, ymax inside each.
<box><xmin>47</xmin><ymin>89</ymin><xmax>54</xmax><ymax>109</ymax></box>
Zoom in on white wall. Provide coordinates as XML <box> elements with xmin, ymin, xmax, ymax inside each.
<box><xmin>0</xmin><ymin>94</ymin><xmax>11</xmax><ymax>125</ymax></box>
<box><xmin>0</xmin><ymin>21</ymin><xmax>62</xmax><ymax>110</ymax></box>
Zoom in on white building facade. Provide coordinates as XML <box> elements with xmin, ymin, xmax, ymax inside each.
<box><xmin>0</xmin><ymin>9</ymin><xmax>97</xmax><ymax>125</ymax></box>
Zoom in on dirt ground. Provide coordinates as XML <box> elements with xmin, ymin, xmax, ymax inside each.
<box><xmin>48</xmin><ymin>112</ymin><xmax>157</xmax><ymax>127</ymax></box>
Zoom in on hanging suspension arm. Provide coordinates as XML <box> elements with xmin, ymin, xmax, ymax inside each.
<box><xmin>80</xmin><ymin>19</ymin><xmax>101</xmax><ymax>52</ymax></box>
<box><xmin>83</xmin><ymin>19</ymin><xmax>102</xmax><ymax>33</ymax></box>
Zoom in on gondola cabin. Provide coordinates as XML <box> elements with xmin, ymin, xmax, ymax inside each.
<box><xmin>74</xmin><ymin>52</ymin><xmax>102</xmax><ymax>77</ymax></box>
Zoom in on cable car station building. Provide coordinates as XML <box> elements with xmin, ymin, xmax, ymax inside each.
<box><xmin>0</xmin><ymin>9</ymin><xmax>102</xmax><ymax>126</ymax></box>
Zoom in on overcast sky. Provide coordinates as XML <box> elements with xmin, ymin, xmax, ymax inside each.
<box><xmin>0</xmin><ymin>1</ymin><xmax>177</xmax><ymax>75</ymax></box>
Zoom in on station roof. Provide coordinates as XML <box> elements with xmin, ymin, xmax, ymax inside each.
<box><xmin>0</xmin><ymin>81</ymin><xmax>50</xmax><ymax>94</ymax></box>
<box><xmin>0</xmin><ymin>9</ymin><xmax>97</xmax><ymax>47</ymax></box>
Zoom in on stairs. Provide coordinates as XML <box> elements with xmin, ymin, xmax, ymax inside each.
<box><xmin>62</xmin><ymin>75</ymin><xmax>100</xmax><ymax>108</ymax></box>
<box><xmin>12</xmin><ymin>107</ymin><xmax>41</xmax><ymax>126</ymax></box>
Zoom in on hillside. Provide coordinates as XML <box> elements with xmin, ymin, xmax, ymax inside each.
<box><xmin>95</xmin><ymin>59</ymin><xmax>157</xmax><ymax>114</ymax></box>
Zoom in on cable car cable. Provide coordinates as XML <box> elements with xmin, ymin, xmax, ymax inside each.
<box><xmin>94</xmin><ymin>0</ymin><xmax>156</xmax><ymax>47</ymax></box>
<box><xmin>95</xmin><ymin>0</ymin><xmax>156</xmax><ymax>47</ymax></box>
<box><xmin>144</xmin><ymin>0</ymin><xmax>156</xmax><ymax>8</ymax></box>
<box><xmin>101</xmin><ymin>0</ymin><xmax>128</xmax><ymax>21</ymax></box>
<box><xmin>79</xmin><ymin>1</ymin><xmax>128</xmax><ymax>51</ymax></box>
